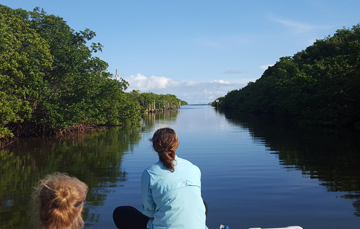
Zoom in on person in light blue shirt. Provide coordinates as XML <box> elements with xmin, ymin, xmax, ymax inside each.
<box><xmin>113</xmin><ymin>127</ymin><xmax>208</xmax><ymax>229</ymax></box>
<box><xmin>142</xmin><ymin>127</ymin><xmax>208</xmax><ymax>229</ymax></box>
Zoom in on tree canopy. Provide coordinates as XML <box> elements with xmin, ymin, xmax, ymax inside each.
<box><xmin>0</xmin><ymin>5</ymin><xmax>187</xmax><ymax>138</ymax></box>
<box><xmin>213</xmin><ymin>23</ymin><xmax>360</xmax><ymax>129</ymax></box>
<box><xmin>0</xmin><ymin>6</ymin><xmax>53</xmax><ymax>137</ymax></box>
<box><xmin>128</xmin><ymin>90</ymin><xmax>188</xmax><ymax>112</ymax></box>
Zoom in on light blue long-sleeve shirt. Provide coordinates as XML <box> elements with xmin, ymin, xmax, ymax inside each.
<box><xmin>141</xmin><ymin>156</ymin><xmax>208</xmax><ymax>229</ymax></box>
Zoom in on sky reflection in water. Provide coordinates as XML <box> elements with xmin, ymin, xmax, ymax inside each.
<box><xmin>1</xmin><ymin>105</ymin><xmax>359</xmax><ymax>229</ymax></box>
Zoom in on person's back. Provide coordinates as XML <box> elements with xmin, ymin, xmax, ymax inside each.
<box><xmin>142</xmin><ymin>156</ymin><xmax>206</xmax><ymax>229</ymax></box>
<box><xmin>113</xmin><ymin>128</ymin><xmax>208</xmax><ymax>229</ymax></box>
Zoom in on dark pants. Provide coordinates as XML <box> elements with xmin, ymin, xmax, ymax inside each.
<box><xmin>113</xmin><ymin>206</ymin><xmax>149</xmax><ymax>229</ymax></box>
<box><xmin>113</xmin><ymin>201</ymin><xmax>208</xmax><ymax>229</ymax></box>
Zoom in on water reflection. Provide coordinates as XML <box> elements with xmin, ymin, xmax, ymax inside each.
<box><xmin>221</xmin><ymin>110</ymin><xmax>360</xmax><ymax>216</ymax></box>
<box><xmin>142</xmin><ymin>109</ymin><xmax>180</xmax><ymax>129</ymax></box>
<box><xmin>0</xmin><ymin>127</ymin><xmax>141</xmax><ymax>228</ymax></box>
<box><xmin>0</xmin><ymin>108</ymin><xmax>182</xmax><ymax>228</ymax></box>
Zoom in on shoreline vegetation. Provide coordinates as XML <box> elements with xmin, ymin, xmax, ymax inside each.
<box><xmin>212</xmin><ymin>23</ymin><xmax>360</xmax><ymax>130</ymax></box>
<box><xmin>0</xmin><ymin>5</ymin><xmax>187</xmax><ymax>141</ymax></box>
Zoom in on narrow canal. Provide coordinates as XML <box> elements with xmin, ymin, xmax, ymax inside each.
<box><xmin>1</xmin><ymin>105</ymin><xmax>359</xmax><ymax>229</ymax></box>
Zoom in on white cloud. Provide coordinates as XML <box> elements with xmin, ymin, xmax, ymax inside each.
<box><xmin>271</xmin><ymin>17</ymin><xmax>331</xmax><ymax>34</ymax></box>
<box><xmin>260</xmin><ymin>64</ymin><xmax>274</xmax><ymax>70</ymax></box>
<box><xmin>211</xmin><ymin>80</ymin><xmax>230</xmax><ymax>84</ymax></box>
<box><xmin>124</xmin><ymin>74</ymin><xmax>180</xmax><ymax>91</ymax></box>
<box><xmin>123</xmin><ymin>74</ymin><xmax>247</xmax><ymax>104</ymax></box>
<box><xmin>186</xmin><ymin>81</ymin><xmax>198</xmax><ymax>86</ymax></box>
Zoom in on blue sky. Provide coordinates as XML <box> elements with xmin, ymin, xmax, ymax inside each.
<box><xmin>3</xmin><ymin>0</ymin><xmax>360</xmax><ymax>104</ymax></box>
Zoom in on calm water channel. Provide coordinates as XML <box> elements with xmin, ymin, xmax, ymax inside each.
<box><xmin>1</xmin><ymin>105</ymin><xmax>360</xmax><ymax>229</ymax></box>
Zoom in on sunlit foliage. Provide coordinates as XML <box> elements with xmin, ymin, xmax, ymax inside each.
<box><xmin>0</xmin><ymin>5</ymin><xmax>142</xmax><ymax>137</ymax></box>
<box><xmin>128</xmin><ymin>90</ymin><xmax>188</xmax><ymax>112</ymax></box>
<box><xmin>213</xmin><ymin>24</ymin><xmax>360</xmax><ymax>129</ymax></box>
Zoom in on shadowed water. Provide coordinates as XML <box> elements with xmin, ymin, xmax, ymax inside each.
<box><xmin>0</xmin><ymin>105</ymin><xmax>359</xmax><ymax>229</ymax></box>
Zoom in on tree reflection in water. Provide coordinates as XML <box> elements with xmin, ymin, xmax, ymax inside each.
<box><xmin>0</xmin><ymin>109</ymin><xmax>180</xmax><ymax>228</ymax></box>
<box><xmin>0</xmin><ymin>127</ymin><xmax>139</xmax><ymax>228</ymax></box>
<box><xmin>221</xmin><ymin>110</ymin><xmax>360</xmax><ymax>217</ymax></box>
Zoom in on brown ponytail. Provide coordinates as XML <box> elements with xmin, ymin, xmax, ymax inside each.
<box><xmin>31</xmin><ymin>173</ymin><xmax>88</xmax><ymax>229</ymax></box>
<box><xmin>150</xmin><ymin>128</ymin><xmax>179</xmax><ymax>172</ymax></box>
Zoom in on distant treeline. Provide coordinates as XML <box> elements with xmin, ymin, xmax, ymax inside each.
<box><xmin>0</xmin><ymin>5</ymin><xmax>186</xmax><ymax>138</ymax></box>
<box><xmin>129</xmin><ymin>90</ymin><xmax>188</xmax><ymax>112</ymax></box>
<box><xmin>213</xmin><ymin>23</ymin><xmax>360</xmax><ymax>129</ymax></box>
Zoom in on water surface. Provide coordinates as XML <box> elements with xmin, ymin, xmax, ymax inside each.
<box><xmin>1</xmin><ymin>105</ymin><xmax>359</xmax><ymax>229</ymax></box>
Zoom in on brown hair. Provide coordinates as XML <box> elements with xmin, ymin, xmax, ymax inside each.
<box><xmin>31</xmin><ymin>173</ymin><xmax>88</xmax><ymax>229</ymax></box>
<box><xmin>150</xmin><ymin>128</ymin><xmax>179</xmax><ymax>172</ymax></box>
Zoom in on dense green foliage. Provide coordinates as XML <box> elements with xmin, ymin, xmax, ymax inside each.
<box><xmin>0</xmin><ymin>5</ymin><xmax>187</xmax><ymax>138</ymax></box>
<box><xmin>0</xmin><ymin>6</ymin><xmax>52</xmax><ymax>137</ymax></box>
<box><xmin>214</xmin><ymin>24</ymin><xmax>360</xmax><ymax>129</ymax></box>
<box><xmin>0</xmin><ymin>5</ymin><xmax>142</xmax><ymax>138</ymax></box>
<box><xmin>128</xmin><ymin>90</ymin><xmax>188</xmax><ymax>112</ymax></box>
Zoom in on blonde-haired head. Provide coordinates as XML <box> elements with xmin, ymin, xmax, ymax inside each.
<box><xmin>31</xmin><ymin>172</ymin><xmax>88</xmax><ymax>229</ymax></box>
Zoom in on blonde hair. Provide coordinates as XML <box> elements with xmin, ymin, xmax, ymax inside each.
<box><xmin>150</xmin><ymin>128</ymin><xmax>179</xmax><ymax>172</ymax></box>
<box><xmin>31</xmin><ymin>173</ymin><xmax>88</xmax><ymax>229</ymax></box>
